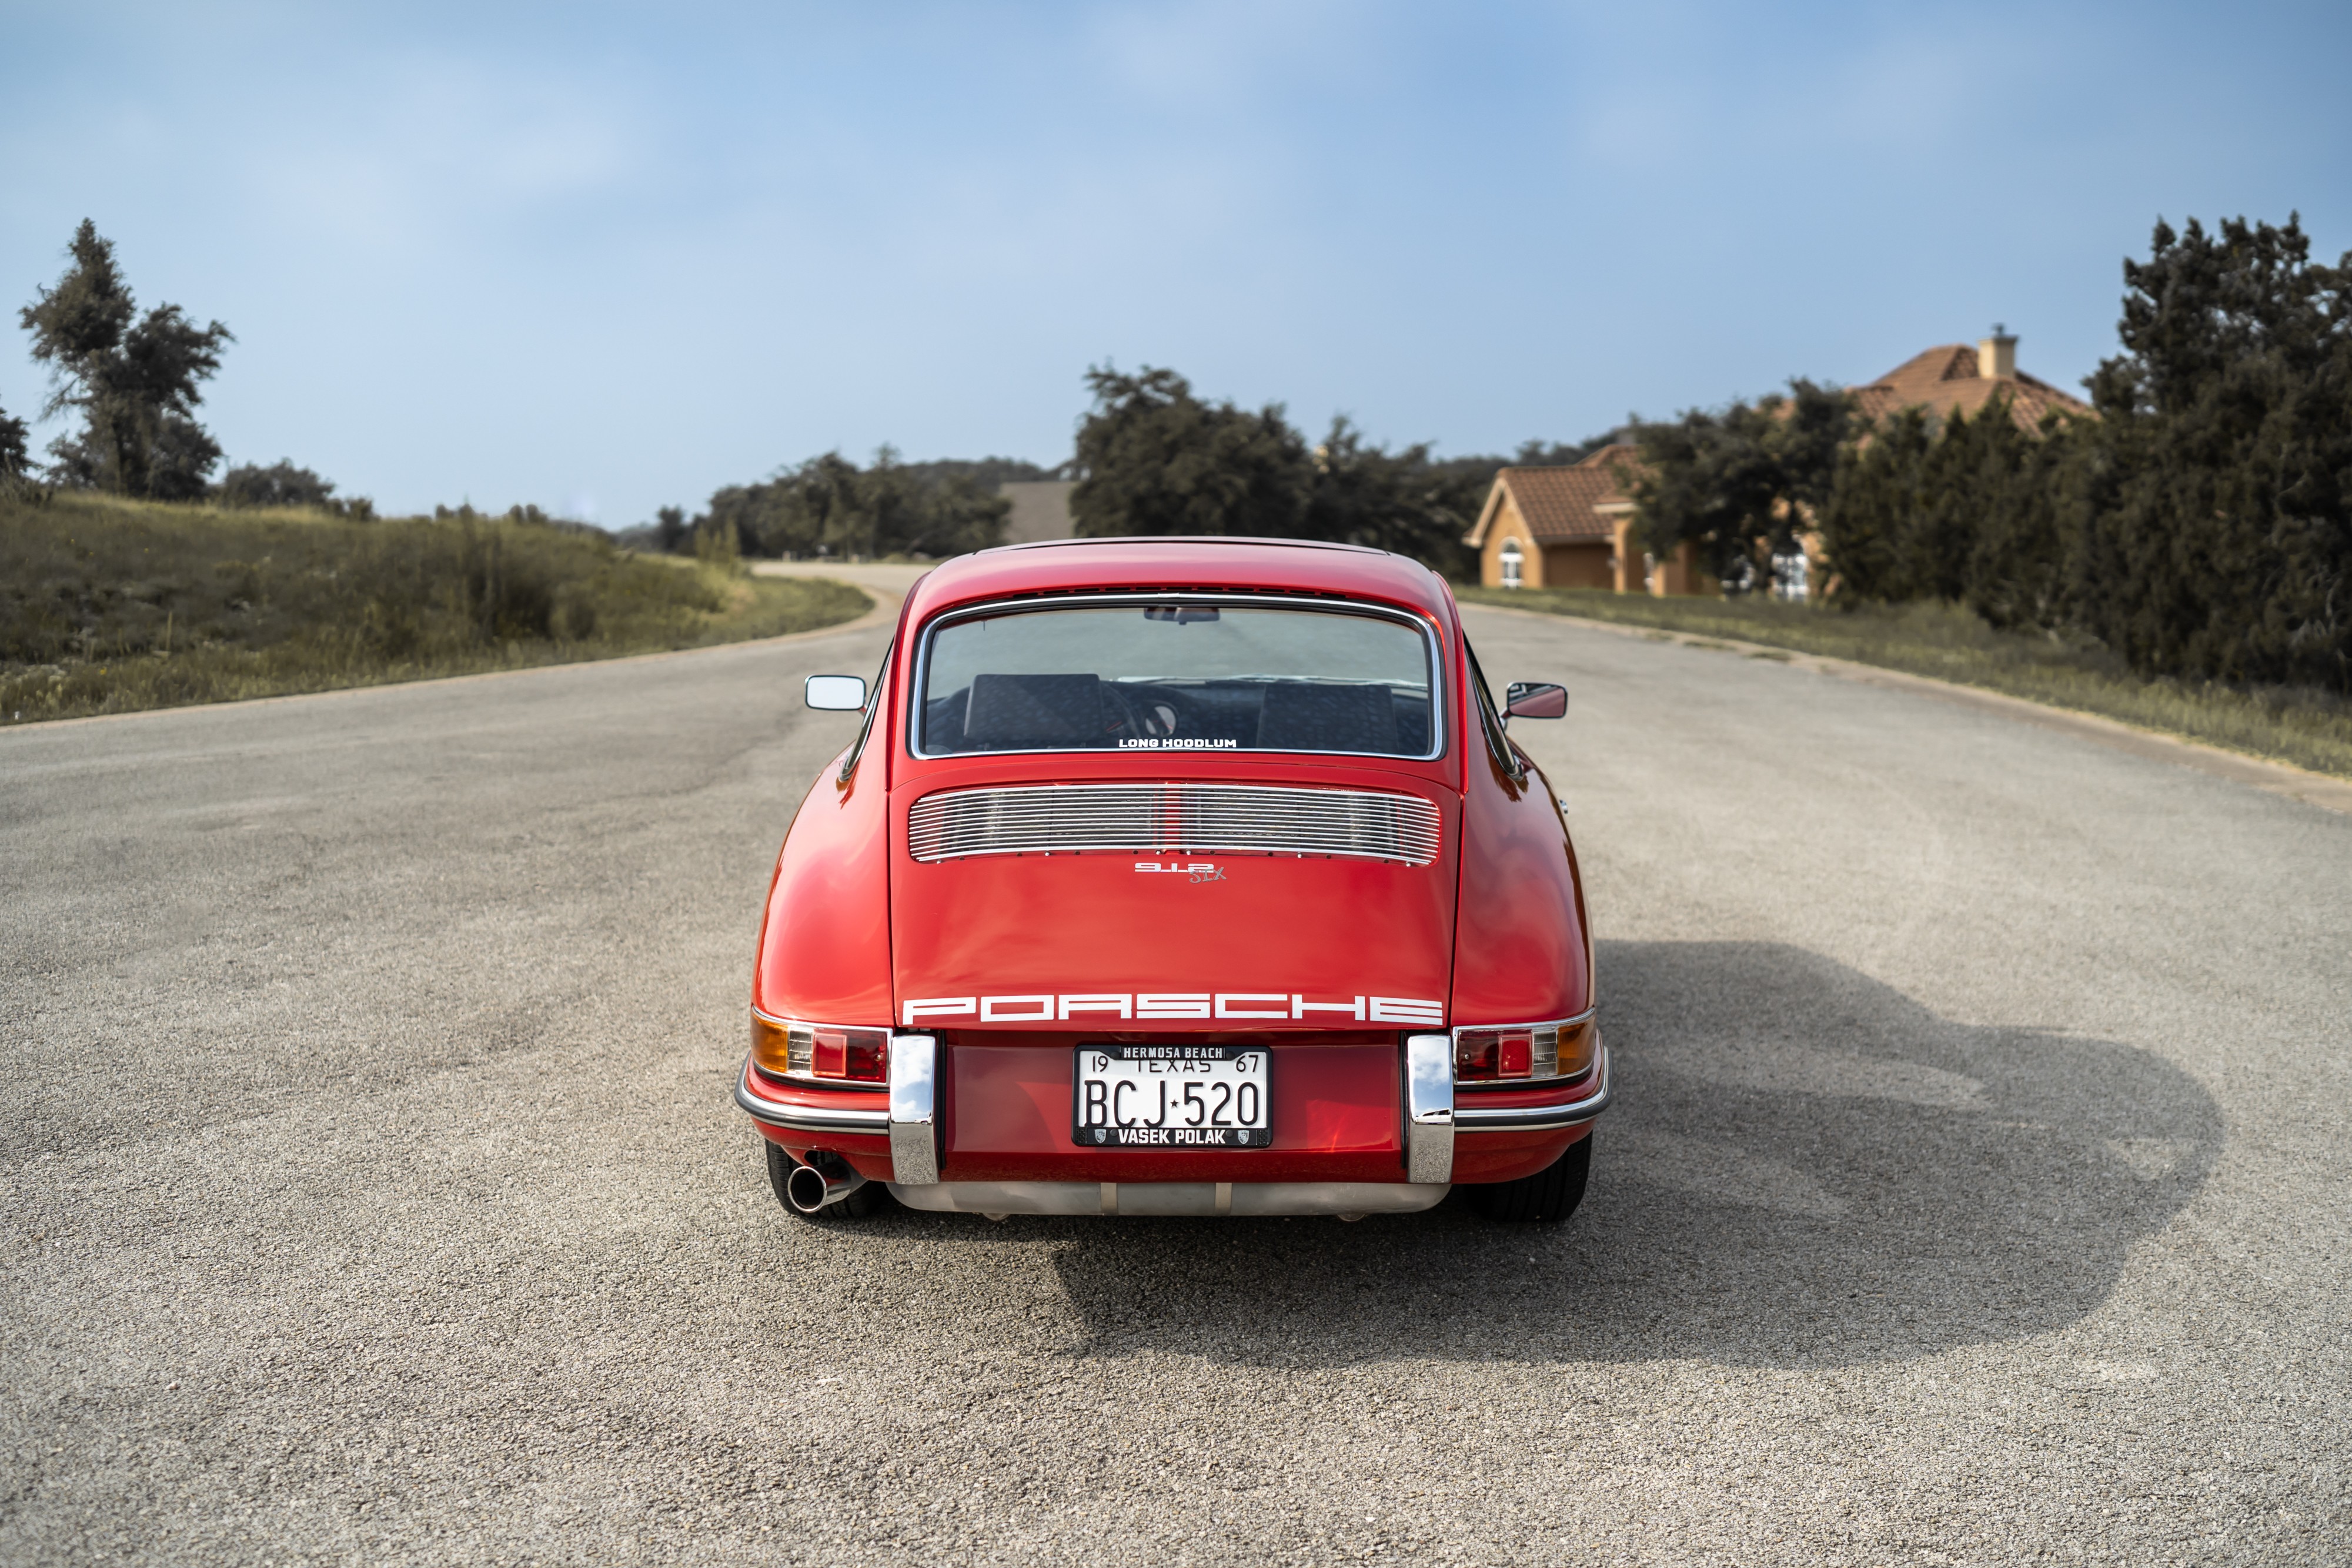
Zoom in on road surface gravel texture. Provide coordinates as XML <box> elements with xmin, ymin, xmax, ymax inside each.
<box><xmin>3</xmin><ymin>600</ymin><xmax>2346</xmax><ymax>1566</ymax></box>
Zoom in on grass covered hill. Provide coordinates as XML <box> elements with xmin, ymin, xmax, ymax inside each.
<box><xmin>1</xmin><ymin>492</ymin><xmax>870</xmax><ymax>725</ymax></box>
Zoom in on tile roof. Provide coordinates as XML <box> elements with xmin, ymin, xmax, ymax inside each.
<box><xmin>1465</xmin><ymin>444</ymin><xmax>1645</xmax><ymax>546</ymax></box>
<box><xmin>1853</xmin><ymin>345</ymin><xmax>2091</xmax><ymax>430</ymax></box>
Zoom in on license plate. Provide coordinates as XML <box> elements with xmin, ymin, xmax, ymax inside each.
<box><xmin>1071</xmin><ymin>1044</ymin><xmax>1272</xmax><ymax>1148</ymax></box>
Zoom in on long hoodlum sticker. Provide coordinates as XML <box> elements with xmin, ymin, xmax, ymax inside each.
<box><xmin>899</xmin><ymin>994</ymin><xmax>1444</xmax><ymax>1027</ymax></box>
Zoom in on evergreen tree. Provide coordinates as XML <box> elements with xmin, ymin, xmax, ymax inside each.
<box><xmin>1070</xmin><ymin>366</ymin><xmax>1311</xmax><ymax>539</ymax></box>
<box><xmin>2076</xmin><ymin>215</ymin><xmax>2351</xmax><ymax>690</ymax></box>
<box><xmin>693</xmin><ymin>447</ymin><xmax>1010</xmax><ymax>560</ymax></box>
<box><xmin>1300</xmin><ymin>416</ymin><xmax>1478</xmax><ymax>573</ymax></box>
<box><xmin>0</xmin><ymin>397</ymin><xmax>29</xmax><ymax>484</ymax></box>
<box><xmin>217</xmin><ymin>459</ymin><xmax>338</xmax><ymax>510</ymax></box>
<box><xmin>1817</xmin><ymin>408</ymin><xmax>1933</xmax><ymax>601</ymax></box>
<box><xmin>1628</xmin><ymin>379</ymin><xmax>1855</xmax><ymax>589</ymax></box>
<box><xmin>18</xmin><ymin>220</ymin><xmax>233</xmax><ymax>499</ymax></box>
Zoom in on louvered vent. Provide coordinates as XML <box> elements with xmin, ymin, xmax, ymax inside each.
<box><xmin>905</xmin><ymin>783</ymin><xmax>1443</xmax><ymax>865</ymax></box>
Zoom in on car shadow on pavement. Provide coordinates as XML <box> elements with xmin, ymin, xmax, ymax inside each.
<box><xmin>1011</xmin><ymin>940</ymin><xmax>2223</xmax><ymax>1370</ymax></box>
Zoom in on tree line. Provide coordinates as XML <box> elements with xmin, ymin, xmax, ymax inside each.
<box><xmin>655</xmin><ymin>367</ymin><xmax>1607</xmax><ymax>574</ymax></box>
<box><xmin>643</xmin><ymin>452</ymin><xmax>1041</xmax><ymax>562</ymax></box>
<box><xmin>7</xmin><ymin>220</ymin><xmax>368</xmax><ymax>514</ymax></box>
<box><xmin>1628</xmin><ymin>215</ymin><xmax>2351</xmax><ymax>694</ymax></box>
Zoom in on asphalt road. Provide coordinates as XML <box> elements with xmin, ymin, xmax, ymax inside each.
<box><xmin>3</xmin><ymin>597</ymin><xmax>2347</xmax><ymax>1566</ymax></box>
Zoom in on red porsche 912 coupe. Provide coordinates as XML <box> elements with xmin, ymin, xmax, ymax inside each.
<box><xmin>734</xmin><ymin>537</ymin><xmax>1606</xmax><ymax>1223</ymax></box>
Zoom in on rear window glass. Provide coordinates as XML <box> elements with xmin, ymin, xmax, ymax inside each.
<box><xmin>917</xmin><ymin>601</ymin><xmax>1439</xmax><ymax>757</ymax></box>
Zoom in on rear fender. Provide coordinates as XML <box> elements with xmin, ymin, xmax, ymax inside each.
<box><xmin>754</xmin><ymin>743</ymin><xmax>892</xmax><ymax>1024</ymax></box>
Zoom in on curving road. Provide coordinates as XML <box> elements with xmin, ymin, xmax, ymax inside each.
<box><xmin>2</xmin><ymin>595</ymin><xmax>2347</xmax><ymax>1565</ymax></box>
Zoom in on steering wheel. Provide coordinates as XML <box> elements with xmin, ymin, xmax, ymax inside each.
<box><xmin>1107</xmin><ymin>683</ymin><xmax>1200</xmax><ymax>740</ymax></box>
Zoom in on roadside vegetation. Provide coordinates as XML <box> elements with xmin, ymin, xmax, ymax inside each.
<box><xmin>1623</xmin><ymin>216</ymin><xmax>2351</xmax><ymax>701</ymax></box>
<box><xmin>0</xmin><ymin>491</ymin><xmax>869</xmax><ymax>725</ymax></box>
<box><xmin>1459</xmin><ymin>585</ymin><xmax>2352</xmax><ymax>779</ymax></box>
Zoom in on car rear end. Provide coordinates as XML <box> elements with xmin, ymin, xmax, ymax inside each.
<box><xmin>737</xmin><ymin>541</ymin><xmax>1606</xmax><ymax>1220</ymax></box>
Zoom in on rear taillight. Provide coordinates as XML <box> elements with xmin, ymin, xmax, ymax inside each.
<box><xmin>1451</xmin><ymin>1015</ymin><xmax>1596</xmax><ymax>1082</ymax></box>
<box><xmin>750</xmin><ymin>1009</ymin><xmax>891</xmax><ymax>1083</ymax></box>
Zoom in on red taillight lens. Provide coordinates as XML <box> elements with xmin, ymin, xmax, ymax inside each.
<box><xmin>1454</xmin><ymin>1032</ymin><xmax>1498</xmax><ymax>1078</ymax></box>
<box><xmin>1451</xmin><ymin>1018</ymin><xmax>1595</xmax><ymax>1081</ymax></box>
<box><xmin>842</xmin><ymin>1032</ymin><xmax>887</xmax><ymax>1081</ymax></box>
<box><xmin>1496</xmin><ymin>1030</ymin><xmax>1534</xmax><ymax>1077</ymax></box>
<box><xmin>751</xmin><ymin>1011</ymin><xmax>890</xmax><ymax>1082</ymax></box>
<box><xmin>811</xmin><ymin>1029</ymin><xmax>848</xmax><ymax>1077</ymax></box>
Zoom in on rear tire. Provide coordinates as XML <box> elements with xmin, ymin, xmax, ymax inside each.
<box><xmin>764</xmin><ymin>1141</ymin><xmax>888</xmax><ymax>1222</ymax></box>
<box><xmin>1466</xmin><ymin>1134</ymin><xmax>1592</xmax><ymax>1223</ymax></box>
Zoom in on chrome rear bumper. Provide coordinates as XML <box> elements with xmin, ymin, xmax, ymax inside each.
<box><xmin>733</xmin><ymin>1037</ymin><xmax>938</xmax><ymax>1185</ymax></box>
<box><xmin>733</xmin><ymin>1061</ymin><xmax>888</xmax><ymax>1134</ymax></box>
<box><xmin>888</xmin><ymin>1180</ymin><xmax>1449</xmax><ymax>1218</ymax></box>
<box><xmin>1454</xmin><ymin>1045</ymin><xmax>1612</xmax><ymax>1132</ymax></box>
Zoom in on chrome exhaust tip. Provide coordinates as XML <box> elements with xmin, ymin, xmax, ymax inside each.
<box><xmin>784</xmin><ymin>1151</ymin><xmax>867</xmax><ymax>1214</ymax></box>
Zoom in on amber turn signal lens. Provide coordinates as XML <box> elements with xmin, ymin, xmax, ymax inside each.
<box><xmin>751</xmin><ymin>1009</ymin><xmax>890</xmax><ymax>1082</ymax></box>
<box><xmin>1452</xmin><ymin>1017</ymin><xmax>1596</xmax><ymax>1081</ymax></box>
<box><xmin>1555</xmin><ymin>1015</ymin><xmax>1597</xmax><ymax>1079</ymax></box>
<box><xmin>750</xmin><ymin>1009</ymin><xmax>795</xmax><ymax>1077</ymax></box>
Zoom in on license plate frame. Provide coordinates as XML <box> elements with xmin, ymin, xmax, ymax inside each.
<box><xmin>1071</xmin><ymin>1044</ymin><xmax>1272</xmax><ymax>1148</ymax></box>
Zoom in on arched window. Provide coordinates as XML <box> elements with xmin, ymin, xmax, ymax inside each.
<box><xmin>1499</xmin><ymin>538</ymin><xmax>1524</xmax><ymax>589</ymax></box>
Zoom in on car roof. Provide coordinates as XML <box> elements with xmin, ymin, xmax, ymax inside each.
<box><xmin>901</xmin><ymin>536</ymin><xmax>1455</xmax><ymax>624</ymax></box>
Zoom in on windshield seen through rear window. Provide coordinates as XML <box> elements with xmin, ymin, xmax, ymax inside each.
<box><xmin>917</xmin><ymin>601</ymin><xmax>1439</xmax><ymax>757</ymax></box>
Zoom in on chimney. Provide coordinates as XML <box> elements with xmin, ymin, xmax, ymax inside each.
<box><xmin>1978</xmin><ymin>324</ymin><xmax>2017</xmax><ymax>380</ymax></box>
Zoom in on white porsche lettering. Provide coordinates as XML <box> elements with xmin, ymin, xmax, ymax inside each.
<box><xmin>901</xmin><ymin>997</ymin><xmax>976</xmax><ymax>1026</ymax></box>
<box><xmin>924</xmin><ymin>991</ymin><xmax>1445</xmax><ymax>1026</ymax></box>
<box><xmin>1369</xmin><ymin>995</ymin><xmax>1446</xmax><ymax>1025</ymax></box>
<box><xmin>1136</xmin><ymin>993</ymin><xmax>1212</xmax><ymax>1019</ymax></box>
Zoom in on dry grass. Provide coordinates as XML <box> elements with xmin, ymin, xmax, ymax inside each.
<box><xmin>1458</xmin><ymin>585</ymin><xmax>2352</xmax><ymax>780</ymax></box>
<box><xmin>1</xmin><ymin>491</ymin><xmax>871</xmax><ymax>725</ymax></box>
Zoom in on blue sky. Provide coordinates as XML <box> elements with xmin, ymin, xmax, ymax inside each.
<box><xmin>3</xmin><ymin>1</ymin><xmax>2346</xmax><ymax>527</ymax></box>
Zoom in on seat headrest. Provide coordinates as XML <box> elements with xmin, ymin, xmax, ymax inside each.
<box><xmin>1254</xmin><ymin>681</ymin><xmax>1398</xmax><ymax>754</ymax></box>
<box><xmin>962</xmin><ymin>673</ymin><xmax>1110</xmax><ymax>745</ymax></box>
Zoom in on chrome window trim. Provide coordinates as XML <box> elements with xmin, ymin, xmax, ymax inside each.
<box><xmin>907</xmin><ymin>592</ymin><xmax>1448</xmax><ymax>763</ymax></box>
<box><xmin>1450</xmin><ymin>1007</ymin><xmax>1600</xmax><ymax>1091</ymax></box>
<box><xmin>1463</xmin><ymin>638</ymin><xmax>1525</xmax><ymax>787</ymax></box>
<box><xmin>736</xmin><ymin>1057</ymin><xmax>893</xmax><ymax>1132</ymax></box>
<box><xmin>836</xmin><ymin>638</ymin><xmax>894</xmax><ymax>785</ymax></box>
<box><xmin>1452</xmin><ymin>1045</ymin><xmax>1612</xmax><ymax>1131</ymax></box>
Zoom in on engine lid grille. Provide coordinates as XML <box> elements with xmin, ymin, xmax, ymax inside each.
<box><xmin>905</xmin><ymin>782</ymin><xmax>1444</xmax><ymax>866</ymax></box>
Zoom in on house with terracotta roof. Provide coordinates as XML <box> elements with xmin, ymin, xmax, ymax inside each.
<box><xmin>1463</xmin><ymin>444</ymin><xmax>1712</xmax><ymax>594</ymax></box>
<box><xmin>1465</xmin><ymin>331</ymin><xmax>2087</xmax><ymax>596</ymax></box>
<box><xmin>1855</xmin><ymin>329</ymin><xmax>2090</xmax><ymax>430</ymax></box>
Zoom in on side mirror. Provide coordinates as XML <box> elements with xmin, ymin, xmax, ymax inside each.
<box><xmin>805</xmin><ymin>674</ymin><xmax>868</xmax><ymax>711</ymax></box>
<box><xmin>1504</xmin><ymin>681</ymin><xmax>1568</xmax><ymax>721</ymax></box>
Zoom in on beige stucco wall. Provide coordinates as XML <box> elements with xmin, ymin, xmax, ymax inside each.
<box><xmin>1479</xmin><ymin>496</ymin><xmax>1541</xmax><ymax>588</ymax></box>
<box><xmin>1607</xmin><ymin>518</ymin><xmax>1717</xmax><ymax>596</ymax></box>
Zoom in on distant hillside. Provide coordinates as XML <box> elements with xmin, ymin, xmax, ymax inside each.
<box><xmin>1</xmin><ymin>490</ymin><xmax>867</xmax><ymax>724</ymax></box>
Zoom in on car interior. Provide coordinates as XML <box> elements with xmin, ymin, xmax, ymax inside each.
<box><xmin>926</xmin><ymin>672</ymin><xmax>1435</xmax><ymax>756</ymax></box>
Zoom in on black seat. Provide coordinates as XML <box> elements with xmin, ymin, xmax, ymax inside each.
<box><xmin>961</xmin><ymin>673</ymin><xmax>1110</xmax><ymax>746</ymax></box>
<box><xmin>1254</xmin><ymin>681</ymin><xmax>1398</xmax><ymax>753</ymax></box>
